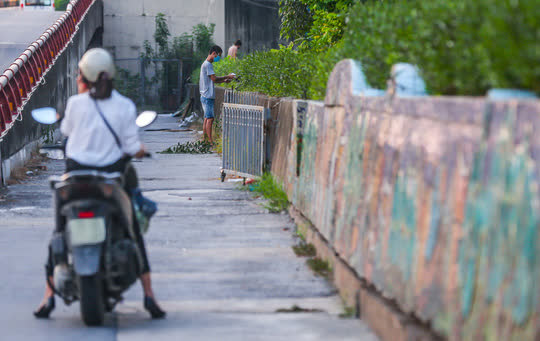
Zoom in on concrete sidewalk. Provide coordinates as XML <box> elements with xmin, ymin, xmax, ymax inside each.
<box><xmin>0</xmin><ymin>115</ymin><xmax>379</xmax><ymax>340</ymax></box>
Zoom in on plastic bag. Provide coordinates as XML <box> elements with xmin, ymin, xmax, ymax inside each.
<box><xmin>132</xmin><ymin>188</ymin><xmax>158</xmax><ymax>234</ymax></box>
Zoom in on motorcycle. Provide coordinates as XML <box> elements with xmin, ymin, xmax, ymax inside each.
<box><xmin>32</xmin><ymin>107</ymin><xmax>157</xmax><ymax>326</ymax></box>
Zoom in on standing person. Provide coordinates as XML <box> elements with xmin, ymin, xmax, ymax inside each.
<box><xmin>199</xmin><ymin>45</ymin><xmax>234</xmax><ymax>144</ymax></box>
<box><xmin>227</xmin><ymin>40</ymin><xmax>242</xmax><ymax>59</ymax></box>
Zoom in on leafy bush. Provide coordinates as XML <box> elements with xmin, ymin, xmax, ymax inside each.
<box><xmin>249</xmin><ymin>173</ymin><xmax>289</xmax><ymax>213</ymax></box>
<box><xmin>279</xmin><ymin>0</ymin><xmax>353</xmax><ymax>51</ymax></box>
<box><xmin>279</xmin><ymin>0</ymin><xmax>313</xmax><ymax>43</ymax></box>
<box><xmin>55</xmin><ymin>0</ymin><xmax>69</xmax><ymax>11</ymax></box>
<box><xmin>342</xmin><ymin>0</ymin><xmax>540</xmax><ymax>95</ymax></box>
<box><xmin>221</xmin><ymin>0</ymin><xmax>539</xmax><ymax>99</ymax></box>
<box><xmin>215</xmin><ymin>44</ymin><xmax>314</xmax><ymax>99</ymax></box>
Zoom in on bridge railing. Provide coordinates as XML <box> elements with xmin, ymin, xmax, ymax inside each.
<box><xmin>0</xmin><ymin>0</ymin><xmax>95</xmax><ymax>139</ymax></box>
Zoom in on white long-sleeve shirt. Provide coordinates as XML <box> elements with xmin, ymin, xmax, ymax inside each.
<box><xmin>60</xmin><ymin>90</ymin><xmax>142</xmax><ymax>167</ymax></box>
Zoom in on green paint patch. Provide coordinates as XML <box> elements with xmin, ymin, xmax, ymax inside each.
<box><xmin>276</xmin><ymin>305</ymin><xmax>324</xmax><ymax>313</ymax></box>
<box><xmin>249</xmin><ymin>173</ymin><xmax>289</xmax><ymax>213</ymax></box>
<box><xmin>292</xmin><ymin>243</ymin><xmax>316</xmax><ymax>257</ymax></box>
<box><xmin>159</xmin><ymin>140</ymin><xmax>213</xmax><ymax>154</ymax></box>
<box><xmin>307</xmin><ymin>258</ymin><xmax>332</xmax><ymax>278</ymax></box>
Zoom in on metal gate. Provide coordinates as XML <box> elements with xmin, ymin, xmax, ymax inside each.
<box><xmin>221</xmin><ymin>102</ymin><xmax>267</xmax><ymax>180</ymax></box>
<box><xmin>114</xmin><ymin>58</ymin><xmax>183</xmax><ymax>111</ymax></box>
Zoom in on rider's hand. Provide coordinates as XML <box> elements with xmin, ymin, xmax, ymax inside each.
<box><xmin>134</xmin><ymin>147</ymin><xmax>146</xmax><ymax>159</ymax></box>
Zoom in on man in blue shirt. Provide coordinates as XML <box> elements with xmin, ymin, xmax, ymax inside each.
<box><xmin>199</xmin><ymin>45</ymin><xmax>234</xmax><ymax>144</ymax></box>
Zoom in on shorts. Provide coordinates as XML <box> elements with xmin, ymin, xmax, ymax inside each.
<box><xmin>201</xmin><ymin>96</ymin><xmax>215</xmax><ymax>119</ymax></box>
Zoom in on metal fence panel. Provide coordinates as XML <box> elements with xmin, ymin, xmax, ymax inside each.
<box><xmin>224</xmin><ymin>89</ymin><xmax>259</xmax><ymax>106</ymax></box>
<box><xmin>222</xmin><ymin>103</ymin><xmax>265</xmax><ymax>179</ymax></box>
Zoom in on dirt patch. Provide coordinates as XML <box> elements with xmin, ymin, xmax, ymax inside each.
<box><xmin>6</xmin><ymin>152</ymin><xmax>49</xmax><ymax>185</ymax></box>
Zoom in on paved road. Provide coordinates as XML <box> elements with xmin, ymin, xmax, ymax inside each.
<box><xmin>0</xmin><ymin>7</ymin><xmax>62</xmax><ymax>71</ymax></box>
<box><xmin>0</xmin><ymin>115</ymin><xmax>379</xmax><ymax>340</ymax></box>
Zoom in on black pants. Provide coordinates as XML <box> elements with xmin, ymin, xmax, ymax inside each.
<box><xmin>46</xmin><ymin>158</ymin><xmax>151</xmax><ymax>276</ymax></box>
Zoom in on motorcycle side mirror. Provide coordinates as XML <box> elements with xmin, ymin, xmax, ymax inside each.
<box><xmin>31</xmin><ymin>107</ymin><xmax>58</xmax><ymax>125</ymax></box>
<box><xmin>136</xmin><ymin>111</ymin><xmax>157</xmax><ymax>128</ymax></box>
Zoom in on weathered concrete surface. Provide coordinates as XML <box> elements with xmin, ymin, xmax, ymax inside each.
<box><xmin>253</xmin><ymin>59</ymin><xmax>540</xmax><ymax>340</ymax></box>
<box><xmin>0</xmin><ymin>7</ymin><xmax>64</xmax><ymax>71</ymax></box>
<box><xmin>103</xmin><ymin>0</ymin><xmax>225</xmax><ymax>60</ymax></box>
<box><xmin>0</xmin><ymin>114</ymin><xmax>379</xmax><ymax>340</ymax></box>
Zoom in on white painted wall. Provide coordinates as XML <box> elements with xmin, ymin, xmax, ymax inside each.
<box><xmin>103</xmin><ymin>0</ymin><xmax>225</xmax><ymax>59</ymax></box>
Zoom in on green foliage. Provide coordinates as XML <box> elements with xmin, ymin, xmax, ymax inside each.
<box><xmin>279</xmin><ymin>0</ymin><xmax>353</xmax><ymax>51</ymax></box>
<box><xmin>190</xmin><ymin>65</ymin><xmax>201</xmax><ymax>84</ymax></box>
<box><xmin>143</xmin><ymin>19</ymin><xmax>215</xmax><ymax>84</ymax></box>
<box><xmin>279</xmin><ymin>0</ymin><xmax>313</xmax><ymax>42</ymax></box>
<box><xmin>292</xmin><ymin>243</ymin><xmax>317</xmax><ymax>257</ymax></box>
<box><xmin>154</xmin><ymin>13</ymin><xmax>171</xmax><ymax>55</ymax></box>
<box><xmin>339</xmin><ymin>306</ymin><xmax>356</xmax><ymax>318</ymax></box>
<box><xmin>296</xmin><ymin>228</ymin><xmax>306</xmax><ymax>241</ymax></box>
<box><xmin>249</xmin><ymin>173</ymin><xmax>289</xmax><ymax>213</ymax></box>
<box><xmin>215</xmin><ymin>43</ymin><xmax>338</xmax><ymax>100</ymax></box>
<box><xmin>115</xmin><ymin>67</ymin><xmax>142</xmax><ymax>104</ymax></box>
<box><xmin>215</xmin><ymin>44</ymin><xmax>313</xmax><ymax>99</ymax></box>
<box><xmin>159</xmin><ymin>140</ymin><xmax>213</xmax><ymax>154</ymax></box>
<box><xmin>342</xmin><ymin>0</ymin><xmax>540</xmax><ymax>95</ymax></box>
<box><xmin>54</xmin><ymin>0</ymin><xmax>69</xmax><ymax>11</ymax></box>
<box><xmin>192</xmin><ymin>23</ymin><xmax>216</xmax><ymax>60</ymax></box>
<box><xmin>224</xmin><ymin>0</ymin><xmax>539</xmax><ymax>99</ymax></box>
<box><xmin>306</xmin><ymin>258</ymin><xmax>331</xmax><ymax>278</ymax></box>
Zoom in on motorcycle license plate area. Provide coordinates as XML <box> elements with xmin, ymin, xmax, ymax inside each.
<box><xmin>68</xmin><ymin>218</ymin><xmax>106</xmax><ymax>246</ymax></box>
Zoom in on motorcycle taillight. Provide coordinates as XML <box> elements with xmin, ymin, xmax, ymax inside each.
<box><xmin>78</xmin><ymin>211</ymin><xmax>95</xmax><ymax>219</ymax></box>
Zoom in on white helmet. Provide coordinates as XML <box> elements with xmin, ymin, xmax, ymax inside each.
<box><xmin>78</xmin><ymin>48</ymin><xmax>116</xmax><ymax>83</ymax></box>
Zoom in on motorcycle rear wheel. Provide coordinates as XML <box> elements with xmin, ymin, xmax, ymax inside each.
<box><xmin>79</xmin><ymin>275</ymin><xmax>105</xmax><ymax>326</ymax></box>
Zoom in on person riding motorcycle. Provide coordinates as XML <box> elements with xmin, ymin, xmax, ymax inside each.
<box><xmin>33</xmin><ymin>48</ymin><xmax>166</xmax><ymax>319</ymax></box>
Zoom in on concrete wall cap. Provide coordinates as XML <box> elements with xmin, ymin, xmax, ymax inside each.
<box><xmin>325</xmin><ymin>59</ymin><xmax>384</xmax><ymax>107</ymax></box>
<box><xmin>487</xmin><ymin>89</ymin><xmax>538</xmax><ymax>101</ymax></box>
<box><xmin>391</xmin><ymin>63</ymin><xmax>427</xmax><ymax>97</ymax></box>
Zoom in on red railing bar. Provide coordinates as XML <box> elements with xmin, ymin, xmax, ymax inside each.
<box><xmin>1</xmin><ymin>0</ymin><xmax>96</xmax><ymax>136</ymax></box>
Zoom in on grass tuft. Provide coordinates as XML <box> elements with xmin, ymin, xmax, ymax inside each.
<box><xmin>249</xmin><ymin>173</ymin><xmax>289</xmax><ymax>213</ymax></box>
<box><xmin>306</xmin><ymin>258</ymin><xmax>331</xmax><ymax>279</ymax></box>
<box><xmin>339</xmin><ymin>306</ymin><xmax>356</xmax><ymax>319</ymax></box>
<box><xmin>292</xmin><ymin>243</ymin><xmax>316</xmax><ymax>257</ymax></box>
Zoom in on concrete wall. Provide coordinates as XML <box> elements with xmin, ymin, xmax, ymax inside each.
<box><xmin>103</xmin><ymin>0</ymin><xmax>225</xmax><ymax>60</ymax></box>
<box><xmin>0</xmin><ymin>1</ymin><xmax>104</xmax><ymax>184</ymax></box>
<box><xmin>217</xmin><ymin>60</ymin><xmax>540</xmax><ymax>340</ymax></box>
<box><xmin>224</xmin><ymin>0</ymin><xmax>281</xmax><ymax>54</ymax></box>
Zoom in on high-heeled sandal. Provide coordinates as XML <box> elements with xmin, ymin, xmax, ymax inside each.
<box><xmin>144</xmin><ymin>296</ymin><xmax>166</xmax><ymax>319</ymax></box>
<box><xmin>33</xmin><ymin>296</ymin><xmax>55</xmax><ymax>319</ymax></box>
